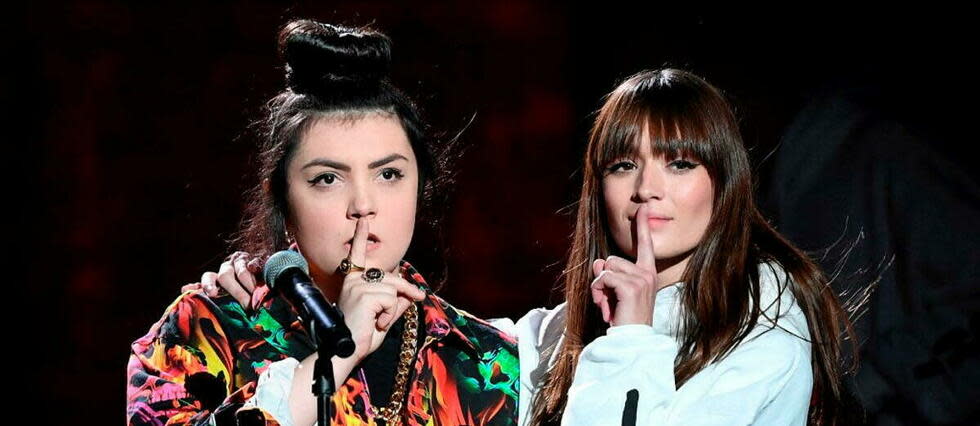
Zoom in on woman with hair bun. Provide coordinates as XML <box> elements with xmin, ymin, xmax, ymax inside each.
<box><xmin>125</xmin><ymin>20</ymin><xmax>519</xmax><ymax>426</ymax></box>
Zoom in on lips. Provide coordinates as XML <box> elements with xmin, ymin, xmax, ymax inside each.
<box><xmin>629</xmin><ymin>213</ymin><xmax>673</xmax><ymax>230</ymax></box>
<box><xmin>344</xmin><ymin>233</ymin><xmax>381</xmax><ymax>252</ymax></box>
<box><xmin>629</xmin><ymin>213</ymin><xmax>673</xmax><ymax>222</ymax></box>
<box><xmin>346</xmin><ymin>233</ymin><xmax>380</xmax><ymax>245</ymax></box>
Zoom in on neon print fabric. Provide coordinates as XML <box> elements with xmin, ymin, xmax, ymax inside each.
<box><xmin>126</xmin><ymin>261</ymin><xmax>520</xmax><ymax>425</ymax></box>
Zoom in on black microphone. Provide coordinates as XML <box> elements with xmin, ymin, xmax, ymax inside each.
<box><xmin>263</xmin><ymin>250</ymin><xmax>355</xmax><ymax>358</ymax></box>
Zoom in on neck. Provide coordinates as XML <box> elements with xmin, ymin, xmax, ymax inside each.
<box><xmin>655</xmin><ymin>249</ymin><xmax>693</xmax><ymax>289</ymax></box>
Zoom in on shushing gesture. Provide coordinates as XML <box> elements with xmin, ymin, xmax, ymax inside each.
<box><xmin>182</xmin><ymin>217</ymin><xmax>425</xmax><ymax>364</ymax></box>
<box><xmin>590</xmin><ymin>203</ymin><xmax>661</xmax><ymax>326</ymax></box>
<box><xmin>337</xmin><ymin>217</ymin><xmax>426</xmax><ymax>362</ymax></box>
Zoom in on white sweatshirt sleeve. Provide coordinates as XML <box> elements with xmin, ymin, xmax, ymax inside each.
<box><xmin>488</xmin><ymin>317</ymin><xmax>519</xmax><ymax>339</ymax></box>
<box><xmin>513</xmin><ymin>305</ymin><xmax>568</xmax><ymax>426</ymax></box>
<box><xmin>242</xmin><ymin>357</ymin><xmax>300</xmax><ymax>426</ymax></box>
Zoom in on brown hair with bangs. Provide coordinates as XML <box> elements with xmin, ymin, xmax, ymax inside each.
<box><xmin>530</xmin><ymin>69</ymin><xmax>861</xmax><ymax>425</ymax></box>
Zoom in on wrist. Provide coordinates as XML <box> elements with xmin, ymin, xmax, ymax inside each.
<box><xmin>612</xmin><ymin>304</ymin><xmax>655</xmax><ymax>326</ymax></box>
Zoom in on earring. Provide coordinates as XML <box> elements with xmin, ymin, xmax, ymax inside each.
<box><xmin>285</xmin><ymin>229</ymin><xmax>295</xmax><ymax>245</ymax></box>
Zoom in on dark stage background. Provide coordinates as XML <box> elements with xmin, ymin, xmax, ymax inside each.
<box><xmin>16</xmin><ymin>2</ymin><xmax>977</xmax><ymax>425</ymax></box>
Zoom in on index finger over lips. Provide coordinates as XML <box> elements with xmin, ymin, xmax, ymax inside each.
<box><xmin>635</xmin><ymin>203</ymin><xmax>656</xmax><ymax>272</ymax></box>
<box><xmin>348</xmin><ymin>217</ymin><xmax>370</xmax><ymax>269</ymax></box>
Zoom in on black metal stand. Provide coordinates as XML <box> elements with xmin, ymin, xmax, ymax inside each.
<box><xmin>309</xmin><ymin>320</ymin><xmax>339</xmax><ymax>426</ymax></box>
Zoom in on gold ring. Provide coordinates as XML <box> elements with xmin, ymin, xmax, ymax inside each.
<box><xmin>339</xmin><ymin>257</ymin><xmax>365</xmax><ymax>274</ymax></box>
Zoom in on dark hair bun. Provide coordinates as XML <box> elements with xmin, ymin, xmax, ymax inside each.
<box><xmin>278</xmin><ymin>20</ymin><xmax>392</xmax><ymax>95</ymax></box>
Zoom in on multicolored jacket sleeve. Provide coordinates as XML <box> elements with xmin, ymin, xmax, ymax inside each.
<box><xmin>126</xmin><ymin>290</ymin><xmax>284</xmax><ymax>426</ymax></box>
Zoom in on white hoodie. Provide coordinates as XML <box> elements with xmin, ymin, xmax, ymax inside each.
<box><xmin>494</xmin><ymin>262</ymin><xmax>814</xmax><ymax>426</ymax></box>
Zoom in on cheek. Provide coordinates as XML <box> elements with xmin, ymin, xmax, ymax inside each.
<box><xmin>381</xmin><ymin>179</ymin><xmax>419</xmax><ymax>247</ymax></box>
<box><xmin>391</xmin><ymin>192</ymin><xmax>417</xmax><ymax>241</ymax></box>
<box><xmin>679</xmin><ymin>174</ymin><xmax>714</xmax><ymax>237</ymax></box>
<box><xmin>288</xmin><ymin>190</ymin><xmax>345</xmax><ymax>242</ymax></box>
<box><xmin>601</xmin><ymin>180</ymin><xmax>632</xmax><ymax>239</ymax></box>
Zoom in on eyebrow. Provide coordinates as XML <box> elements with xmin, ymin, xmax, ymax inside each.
<box><xmin>301</xmin><ymin>153</ymin><xmax>409</xmax><ymax>171</ymax></box>
<box><xmin>369</xmin><ymin>153</ymin><xmax>409</xmax><ymax>169</ymax></box>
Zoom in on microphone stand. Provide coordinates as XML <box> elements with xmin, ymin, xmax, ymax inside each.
<box><xmin>265</xmin><ymin>251</ymin><xmax>354</xmax><ymax>425</ymax></box>
<box><xmin>309</xmin><ymin>320</ymin><xmax>338</xmax><ymax>426</ymax></box>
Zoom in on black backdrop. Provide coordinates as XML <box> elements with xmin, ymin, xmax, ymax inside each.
<box><xmin>15</xmin><ymin>3</ymin><xmax>976</xmax><ymax>424</ymax></box>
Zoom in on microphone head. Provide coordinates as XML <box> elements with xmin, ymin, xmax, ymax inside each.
<box><xmin>263</xmin><ymin>250</ymin><xmax>310</xmax><ymax>288</ymax></box>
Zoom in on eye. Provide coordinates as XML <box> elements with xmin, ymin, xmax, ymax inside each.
<box><xmin>379</xmin><ymin>167</ymin><xmax>405</xmax><ymax>182</ymax></box>
<box><xmin>307</xmin><ymin>172</ymin><xmax>339</xmax><ymax>187</ymax></box>
<box><xmin>668</xmin><ymin>159</ymin><xmax>700</xmax><ymax>172</ymax></box>
<box><xmin>606</xmin><ymin>160</ymin><xmax>637</xmax><ymax>174</ymax></box>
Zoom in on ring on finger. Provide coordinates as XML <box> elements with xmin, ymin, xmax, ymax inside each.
<box><xmin>340</xmin><ymin>257</ymin><xmax>365</xmax><ymax>274</ymax></box>
<box><xmin>362</xmin><ymin>267</ymin><xmax>385</xmax><ymax>283</ymax></box>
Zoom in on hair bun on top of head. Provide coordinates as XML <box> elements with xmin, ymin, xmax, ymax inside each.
<box><xmin>278</xmin><ymin>19</ymin><xmax>392</xmax><ymax>95</ymax></box>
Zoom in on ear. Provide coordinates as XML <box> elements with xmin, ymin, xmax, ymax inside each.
<box><xmin>266</xmin><ymin>178</ymin><xmax>297</xmax><ymax>237</ymax></box>
<box><xmin>282</xmin><ymin>214</ymin><xmax>296</xmax><ymax>237</ymax></box>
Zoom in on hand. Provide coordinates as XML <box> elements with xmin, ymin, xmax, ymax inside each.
<box><xmin>284</xmin><ymin>219</ymin><xmax>425</xmax><ymax>426</ymax></box>
<box><xmin>337</xmin><ymin>217</ymin><xmax>426</xmax><ymax>363</ymax></box>
<box><xmin>181</xmin><ymin>251</ymin><xmax>263</xmax><ymax>312</ymax></box>
<box><xmin>590</xmin><ymin>203</ymin><xmax>660</xmax><ymax>326</ymax></box>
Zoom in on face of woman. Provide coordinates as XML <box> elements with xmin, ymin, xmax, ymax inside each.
<box><xmin>286</xmin><ymin>112</ymin><xmax>418</xmax><ymax>284</ymax></box>
<box><xmin>601</xmin><ymin>129</ymin><xmax>714</xmax><ymax>274</ymax></box>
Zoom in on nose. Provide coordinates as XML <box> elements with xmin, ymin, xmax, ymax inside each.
<box><xmin>346</xmin><ymin>181</ymin><xmax>377</xmax><ymax>220</ymax></box>
<box><xmin>633</xmin><ymin>163</ymin><xmax>664</xmax><ymax>203</ymax></box>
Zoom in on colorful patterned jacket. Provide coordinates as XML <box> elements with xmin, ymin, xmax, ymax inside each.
<box><xmin>126</xmin><ymin>261</ymin><xmax>519</xmax><ymax>425</ymax></box>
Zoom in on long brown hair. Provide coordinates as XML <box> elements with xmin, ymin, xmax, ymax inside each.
<box><xmin>530</xmin><ymin>69</ymin><xmax>862</xmax><ymax>425</ymax></box>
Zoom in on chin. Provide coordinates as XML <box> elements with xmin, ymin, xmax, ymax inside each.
<box><xmin>361</xmin><ymin>253</ymin><xmax>393</xmax><ymax>270</ymax></box>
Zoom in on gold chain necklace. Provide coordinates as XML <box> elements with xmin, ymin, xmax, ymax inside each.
<box><xmin>374</xmin><ymin>302</ymin><xmax>419</xmax><ymax>426</ymax></box>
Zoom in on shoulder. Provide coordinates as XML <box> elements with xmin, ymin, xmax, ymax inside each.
<box><xmin>415</xmin><ymin>295</ymin><xmax>521</xmax><ymax>421</ymax></box>
<box><xmin>734</xmin><ymin>319</ymin><xmax>811</xmax><ymax>365</ymax></box>
<box><xmin>510</xmin><ymin>303</ymin><xmax>568</xmax><ymax>387</ymax></box>
<box><xmin>750</xmin><ymin>261</ymin><xmax>811</xmax><ymax>341</ymax></box>
<box><xmin>710</xmin><ymin>261</ymin><xmax>814</xmax><ymax>384</ymax></box>
<box><xmin>127</xmin><ymin>291</ymin><xmax>242</xmax><ymax>390</ymax></box>
<box><xmin>705</xmin><ymin>262</ymin><xmax>813</xmax><ymax>381</ymax></box>
<box><xmin>140</xmin><ymin>291</ymin><xmax>220</xmax><ymax>336</ymax></box>
<box><xmin>164</xmin><ymin>289</ymin><xmax>248</xmax><ymax>318</ymax></box>
<box><xmin>132</xmin><ymin>290</ymin><xmax>251</xmax><ymax>349</ymax></box>
<box><xmin>514</xmin><ymin>303</ymin><xmax>567</xmax><ymax>349</ymax></box>
<box><xmin>428</xmin><ymin>294</ymin><xmax>519</xmax><ymax>350</ymax></box>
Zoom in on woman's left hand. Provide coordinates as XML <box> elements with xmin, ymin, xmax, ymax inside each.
<box><xmin>591</xmin><ymin>203</ymin><xmax>660</xmax><ymax>326</ymax></box>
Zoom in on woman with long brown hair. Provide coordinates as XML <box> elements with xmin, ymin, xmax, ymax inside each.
<box><xmin>518</xmin><ymin>68</ymin><xmax>861</xmax><ymax>425</ymax></box>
